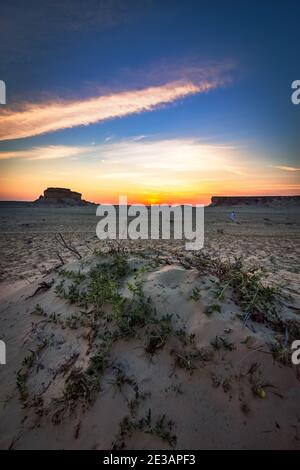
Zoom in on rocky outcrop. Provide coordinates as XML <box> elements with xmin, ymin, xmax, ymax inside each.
<box><xmin>210</xmin><ymin>195</ymin><xmax>300</xmax><ymax>207</ymax></box>
<box><xmin>35</xmin><ymin>187</ymin><xmax>93</xmax><ymax>206</ymax></box>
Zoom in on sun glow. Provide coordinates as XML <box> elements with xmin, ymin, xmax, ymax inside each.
<box><xmin>0</xmin><ymin>138</ymin><xmax>299</xmax><ymax>204</ymax></box>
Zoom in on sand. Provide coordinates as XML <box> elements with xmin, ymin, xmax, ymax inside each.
<box><xmin>0</xmin><ymin>203</ymin><xmax>299</xmax><ymax>449</ymax></box>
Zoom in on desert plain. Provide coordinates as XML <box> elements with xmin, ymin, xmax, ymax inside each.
<box><xmin>0</xmin><ymin>202</ymin><xmax>299</xmax><ymax>449</ymax></box>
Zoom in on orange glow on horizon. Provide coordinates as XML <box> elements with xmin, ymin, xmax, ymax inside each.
<box><xmin>1</xmin><ymin>185</ymin><xmax>299</xmax><ymax>207</ymax></box>
<box><xmin>0</xmin><ymin>139</ymin><xmax>299</xmax><ymax>205</ymax></box>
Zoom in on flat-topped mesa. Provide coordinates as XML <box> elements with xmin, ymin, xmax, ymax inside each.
<box><xmin>35</xmin><ymin>187</ymin><xmax>93</xmax><ymax>205</ymax></box>
<box><xmin>44</xmin><ymin>187</ymin><xmax>81</xmax><ymax>200</ymax></box>
<box><xmin>210</xmin><ymin>195</ymin><xmax>300</xmax><ymax>207</ymax></box>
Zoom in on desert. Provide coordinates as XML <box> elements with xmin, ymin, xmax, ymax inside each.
<box><xmin>1</xmin><ymin>1</ymin><xmax>299</xmax><ymax>455</ymax></box>
<box><xmin>0</xmin><ymin>200</ymin><xmax>299</xmax><ymax>449</ymax></box>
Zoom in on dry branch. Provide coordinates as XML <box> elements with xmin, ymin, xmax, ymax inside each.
<box><xmin>54</xmin><ymin>233</ymin><xmax>82</xmax><ymax>259</ymax></box>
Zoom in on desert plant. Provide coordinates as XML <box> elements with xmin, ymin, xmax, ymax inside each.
<box><xmin>112</xmin><ymin>409</ymin><xmax>177</xmax><ymax>449</ymax></box>
<box><xmin>190</xmin><ymin>287</ymin><xmax>201</xmax><ymax>301</ymax></box>
<box><xmin>175</xmin><ymin>328</ymin><xmax>195</xmax><ymax>347</ymax></box>
<box><xmin>58</xmin><ymin>268</ymin><xmax>86</xmax><ymax>284</ymax></box>
<box><xmin>31</xmin><ymin>304</ymin><xmax>46</xmax><ymax>317</ymax></box>
<box><xmin>191</xmin><ymin>252</ymin><xmax>279</xmax><ymax>326</ymax></box>
<box><xmin>113</xmin><ymin>281</ymin><xmax>154</xmax><ymax>337</ymax></box>
<box><xmin>143</xmin><ymin>314</ymin><xmax>173</xmax><ymax>356</ymax></box>
<box><xmin>16</xmin><ymin>343</ymin><xmax>46</xmax><ymax>406</ymax></box>
<box><xmin>204</xmin><ymin>303</ymin><xmax>221</xmax><ymax>315</ymax></box>
<box><xmin>210</xmin><ymin>335</ymin><xmax>235</xmax><ymax>351</ymax></box>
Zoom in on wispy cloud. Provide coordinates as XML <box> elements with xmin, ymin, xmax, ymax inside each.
<box><xmin>271</xmin><ymin>165</ymin><xmax>300</xmax><ymax>172</ymax></box>
<box><xmin>0</xmin><ymin>139</ymin><xmax>241</xmax><ymax>169</ymax></box>
<box><xmin>0</xmin><ymin>77</ymin><xmax>223</xmax><ymax>141</ymax></box>
<box><xmin>95</xmin><ymin>138</ymin><xmax>246</xmax><ymax>180</ymax></box>
<box><xmin>0</xmin><ymin>145</ymin><xmax>83</xmax><ymax>160</ymax></box>
<box><xmin>1</xmin><ymin>137</ymin><xmax>298</xmax><ymax>203</ymax></box>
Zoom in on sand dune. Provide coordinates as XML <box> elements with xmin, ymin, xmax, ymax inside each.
<box><xmin>0</xmin><ymin>205</ymin><xmax>300</xmax><ymax>449</ymax></box>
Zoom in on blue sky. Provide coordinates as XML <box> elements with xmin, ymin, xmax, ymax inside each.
<box><xmin>0</xmin><ymin>0</ymin><xmax>299</xmax><ymax>202</ymax></box>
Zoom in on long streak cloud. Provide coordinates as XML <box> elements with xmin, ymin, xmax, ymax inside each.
<box><xmin>0</xmin><ymin>80</ymin><xmax>214</xmax><ymax>141</ymax></box>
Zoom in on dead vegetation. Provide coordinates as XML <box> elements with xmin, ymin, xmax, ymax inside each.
<box><xmin>16</xmin><ymin>342</ymin><xmax>47</xmax><ymax>407</ymax></box>
<box><xmin>112</xmin><ymin>408</ymin><xmax>177</xmax><ymax>449</ymax></box>
<box><xmin>186</xmin><ymin>251</ymin><xmax>280</xmax><ymax>326</ymax></box>
<box><xmin>11</xmin><ymin>245</ymin><xmax>300</xmax><ymax>448</ymax></box>
<box><xmin>23</xmin><ymin>251</ymin><xmax>218</xmax><ymax>427</ymax></box>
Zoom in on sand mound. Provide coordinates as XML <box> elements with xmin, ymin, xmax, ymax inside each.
<box><xmin>0</xmin><ymin>251</ymin><xmax>299</xmax><ymax>449</ymax></box>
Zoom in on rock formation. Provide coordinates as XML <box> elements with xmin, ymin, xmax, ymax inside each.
<box><xmin>210</xmin><ymin>195</ymin><xmax>300</xmax><ymax>207</ymax></box>
<box><xmin>35</xmin><ymin>187</ymin><xmax>93</xmax><ymax>206</ymax></box>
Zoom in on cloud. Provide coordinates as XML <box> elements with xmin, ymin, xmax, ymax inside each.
<box><xmin>0</xmin><ymin>145</ymin><xmax>84</xmax><ymax>160</ymax></box>
<box><xmin>271</xmin><ymin>165</ymin><xmax>300</xmax><ymax>172</ymax></box>
<box><xmin>100</xmin><ymin>171</ymin><xmax>151</xmax><ymax>179</ymax></box>
<box><xmin>120</xmin><ymin>58</ymin><xmax>236</xmax><ymax>89</ymax></box>
<box><xmin>96</xmin><ymin>138</ymin><xmax>245</xmax><ymax>177</ymax></box>
<box><xmin>1</xmin><ymin>137</ymin><xmax>298</xmax><ymax>203</ymax></box>
<box><xmin>0</xmin><ymin>138</ymin><xmax>242</xmax><ymax>170</ymax></box>
<box><xmin>0</xmin><ymin>79</ymin><xmax>220</xmax><ymax>141</ymax></box>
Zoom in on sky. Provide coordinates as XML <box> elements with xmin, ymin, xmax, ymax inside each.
<box><xmin>0</xmin><ymin>0</ymin><xmax>299</xmax><ymax>205</ymax></box>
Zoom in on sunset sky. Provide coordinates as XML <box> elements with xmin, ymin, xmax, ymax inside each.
<box><xmin>0</xmin><ymin>0</ymin><xmax>299</xmax><ymax>205</ymax></box>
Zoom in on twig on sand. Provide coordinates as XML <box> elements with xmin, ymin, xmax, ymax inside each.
<box><xmin>8</xmin><ymin>431</ymin><xmax>23</xmax><ymax>450</ymax></box>
<box><xmin>83</xmin><ymin>240</ymin><xmax>93</xmax><ymax>253</ymax></box>
<box><xmin>54</xmin><ymin>233</ymin><xmax>82</xmax><ymax>259</ymax></box>
<box><xmin>55</xmin><ymin>251</ymin><xmax>65</xmax><ymax>267</ymax></box>
<box><xmin>26</xmin><ymin>279</ymin><xmax>54</xmax><ymax>299</ymax></box>
<box><xmin>243</xmin><ymin>290</ymin><xmax>259</xmax><ymax>328</ymax></box>
<box><xmin>106</xmin><ymin>239</ymin><xmax>127</xmax><ymax>254</ymax></box>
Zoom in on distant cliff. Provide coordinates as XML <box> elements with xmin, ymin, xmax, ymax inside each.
<box><xmin>210</xmin><ymin>195</ymin><xmax>300</xmax><ymax>207</ymax></box>
<box><xmin>35</xmin><ymin>187</ymin><xmax>94</xmax><ymax>206</ymax></box>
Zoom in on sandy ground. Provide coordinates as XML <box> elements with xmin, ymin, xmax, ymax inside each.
<box><xmin>0</xmin><ymin>203</ymin><xmax>299</xmax><ymax>449</ymax></box>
